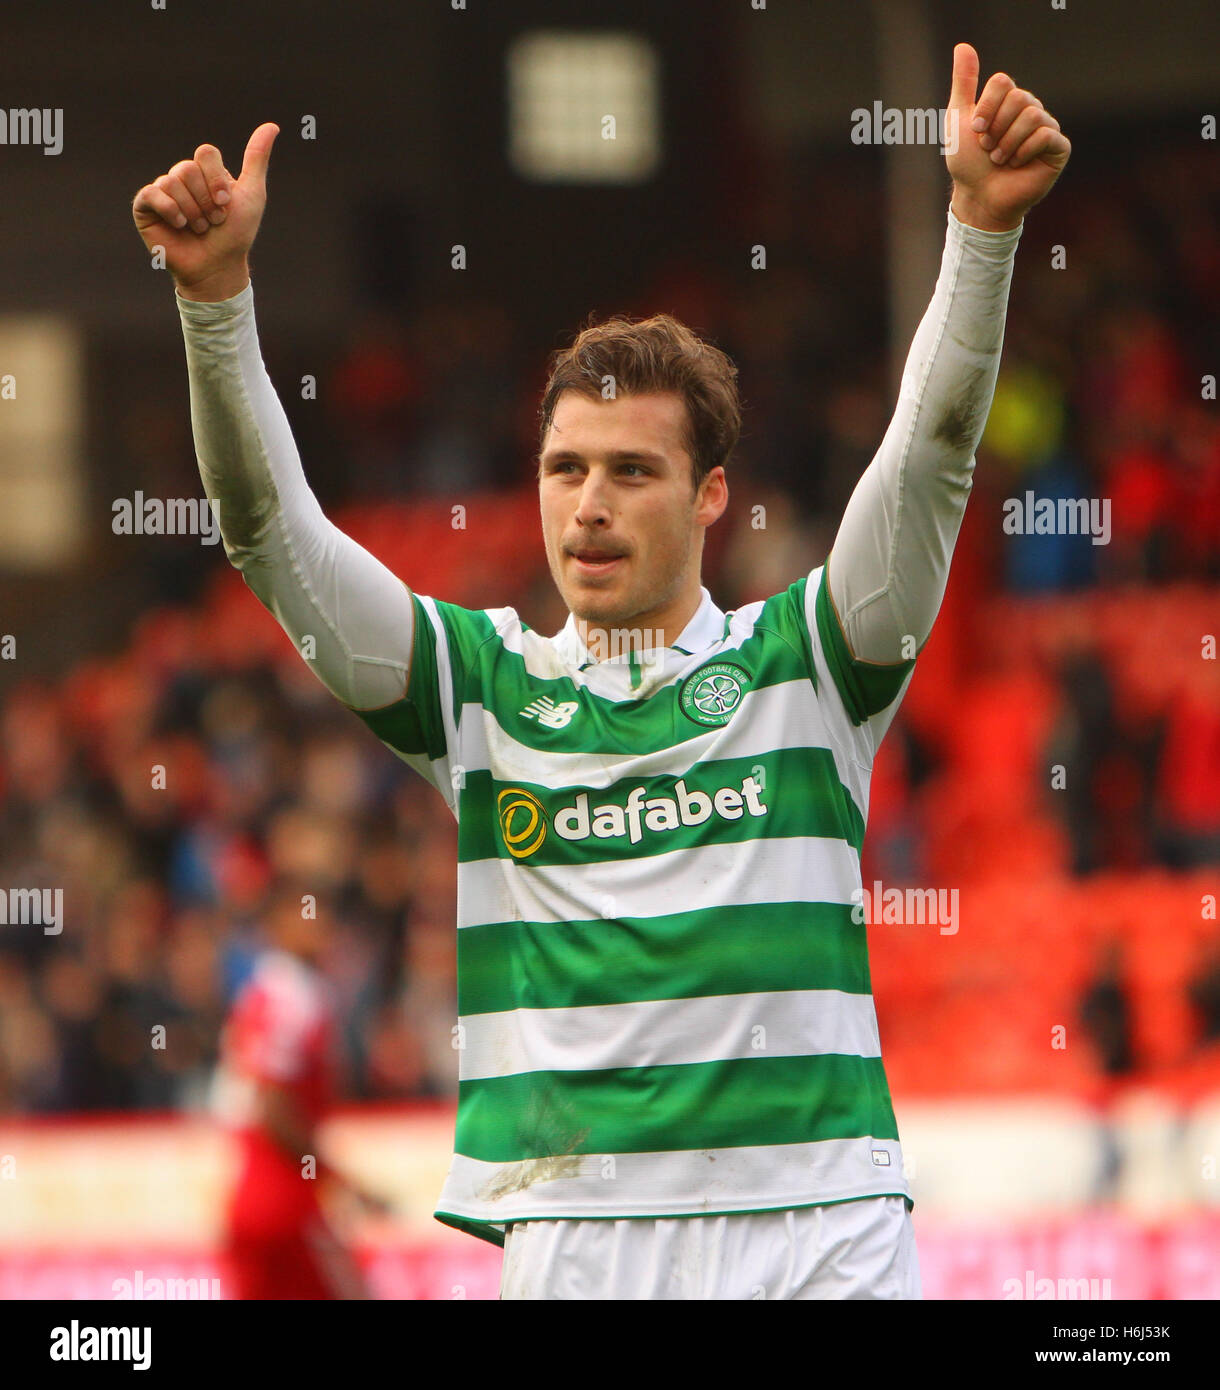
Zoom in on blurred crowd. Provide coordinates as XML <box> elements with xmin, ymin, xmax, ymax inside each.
<box><xmin>0</xmin><ymin>656</ymin><xmax>461</xmax><ymax>1112</ymax></box>
<box><xmin>0</xmin><ymin>135</ymin><xmax>1217</xmax><ymax>1116</ymax></box>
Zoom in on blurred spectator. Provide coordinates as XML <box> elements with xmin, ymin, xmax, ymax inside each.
<box><xmin>1002</xmin><ymin>455</ymin><xmax>1102</xmax><ymax>593</ymax></box>
<box><xmin>1154</xmin><ymin>658</ymin><xmax>1220</xmax><ymax>869</ymax></box>
<box><xmin>1078</xmin><ymin>940</ymin><xmax>1137</xmax><ymax>1204</ymax></box>
<box><xmin>1186</xmin><ymin>938</ymin><xmax>1220</xmax><ymax>1050</ymax></box>
<box><xmin>1046</xmin><ymin>644</ymin><xmax>1164</xmax><ymax>873</ymax></box>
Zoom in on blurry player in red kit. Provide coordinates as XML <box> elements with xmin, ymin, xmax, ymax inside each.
<box><xmin>214</xmin><ymin>883</ymin><xmax>388</xmax><ymax>1299</ymax></box>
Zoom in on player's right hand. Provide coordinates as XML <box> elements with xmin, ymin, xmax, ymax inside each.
<box><xmin>132</xmin><ymin>122</ymin><xmax>279</xmax><ymax>297</ymax></box>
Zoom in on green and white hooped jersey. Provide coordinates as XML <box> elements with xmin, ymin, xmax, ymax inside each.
<box><xmin>357</xmin><ymin>564</ymin><xmax>917</xmax><ymax>1246</ymax></box>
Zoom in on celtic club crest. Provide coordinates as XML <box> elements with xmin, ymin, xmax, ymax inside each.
<box><xmin>679</xmin><ymin>661</ymin><xmax>753</xmax><ymax>728</ymax></box>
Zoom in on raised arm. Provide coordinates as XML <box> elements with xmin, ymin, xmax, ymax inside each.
<box><xmin>132</xmin><ymin>124</ymin><xmax>415</xmax><ymax>710</ymax></box>
<box><xmin>826</xmin><ymin>43</ymin><xmax>1070</xmax><ymax>666</ymax></box>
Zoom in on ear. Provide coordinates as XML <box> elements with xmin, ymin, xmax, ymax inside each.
<box><xmin>696</xmin><ymin>465</ymin><xmax>729</xmax><ymax>526</ymax></box>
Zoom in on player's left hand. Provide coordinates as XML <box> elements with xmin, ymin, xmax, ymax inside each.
<box><xmin>945</xmin><ymin>43</ymin><xmax>1070</xmax><ymax>231</ymax></box>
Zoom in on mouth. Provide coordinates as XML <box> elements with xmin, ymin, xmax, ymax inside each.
<box><xmin>566</xmin><ymin>547</ymin><xmax>627</xmax><ymax>577</ymax></box>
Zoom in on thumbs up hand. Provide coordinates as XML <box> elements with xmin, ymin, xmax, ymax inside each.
<box><xmin>132</xmin><ymin>122</ymin><xmax>280</xmax><ymax>300</ymax></box>
<box><xmin>945</xmin><ymin>45</ymin><xmax>1070</xmax><ymax>231</ymax></box>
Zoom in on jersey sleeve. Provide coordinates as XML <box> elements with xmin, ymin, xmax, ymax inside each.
<box><xmin>795</xmin><ymin>565</ymin><xmax>915</xmax><ymax>772</ymax></box>
<box><xmin>352</xmin><ymin>595</ymin><xmax>497</xmax><ymax>808</ymax></box>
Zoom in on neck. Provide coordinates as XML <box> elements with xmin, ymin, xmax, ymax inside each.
<box><xmin>576</xmin><ymin>582</ymin><xmax>704</xmax><ymax>661</ymax></box>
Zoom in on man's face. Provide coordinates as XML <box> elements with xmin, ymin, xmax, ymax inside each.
<box><xmin>538</xmin><ymin>390</ymin><xmax>726</xmax><ymax>636</ymax></box>
<box><xmin>272</xmin><ymin>897</ymin><xmax>327</xmax><ymax>963</ymax></box>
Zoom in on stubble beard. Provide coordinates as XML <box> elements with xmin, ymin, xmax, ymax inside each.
<box><xmin>562</xmin><ymin>549</ymin><xmax>688</xmax><ymax>638</ymax></box>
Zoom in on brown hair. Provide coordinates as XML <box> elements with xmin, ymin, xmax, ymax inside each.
<box><xmin>538</xmin><ymin>313</ymin><xmax>741</xmax><ymax>490</ymax></box>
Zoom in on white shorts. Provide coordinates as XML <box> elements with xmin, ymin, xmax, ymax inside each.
<box><xmin>498</xmin><ymin>1195</ymin><xmax>920</xmax><ymax>1300</ymax></box>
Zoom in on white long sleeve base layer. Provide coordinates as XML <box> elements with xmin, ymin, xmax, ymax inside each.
<box><xmin>178</xmin><ymin>287</ymin><xmax>416</xmax><ymax>711</ymax></box>
<box><xmin>829</xmin><ymin>210</ymin><xmax>1021</xmax><ymax>662</ymax></box>
<box><xmin>176</xmin><ymin>208</ymin><xmax>1021</xmax><ymax>712</ymax></box>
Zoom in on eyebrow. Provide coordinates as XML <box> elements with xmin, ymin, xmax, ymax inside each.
<box><xmin>539</xmin><ymin>448</ymin><xmax>668</xmax><ymax>465</ymax></box>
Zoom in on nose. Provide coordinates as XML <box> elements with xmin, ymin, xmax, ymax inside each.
<box><xmin>574</xmin><ymin>471</ymin><xmax>612</xmax><ymax>529</ymax></box>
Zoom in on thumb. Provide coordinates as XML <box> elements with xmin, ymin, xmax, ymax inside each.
<box><xmin>948</xmin><ymin>42</ymin><xmax>979</xmax><ymax>111</ymax></box>
<box><xmin>240</xmin><ymin>122</ymin><xmax>280</xmax><ymax>187</ymax></box>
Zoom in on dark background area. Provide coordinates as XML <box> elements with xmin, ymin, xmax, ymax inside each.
<box><xmin>0</xmin><ymin>0</ymin><xmax>1216</xmax><ymax>678</ymax></box>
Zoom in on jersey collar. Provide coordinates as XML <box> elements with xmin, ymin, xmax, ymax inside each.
<box><xmin>553</xmin><ymin>586</ymin><xmax>726</xmax><ymax>669</ymax></box>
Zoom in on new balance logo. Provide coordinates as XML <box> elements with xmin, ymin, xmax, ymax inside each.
<box><xmin>520</xmin><ymin>696</ymin><xmax>579</xmax><ymax>729</ymax></box>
